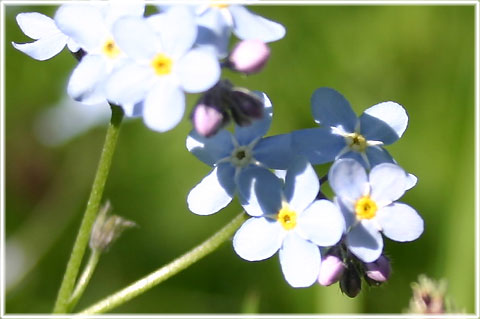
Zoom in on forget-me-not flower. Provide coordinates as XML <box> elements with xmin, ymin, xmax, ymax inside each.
<box><xmin>54</xmin><ymin>2</ymin><xmax>145</xmax><ymax>105</ymax></box>
<box><xmin>187</xmin><ymin>93</ymin><xmax>292</xmax><ymax>215</ymax></box>
<box><xmin>329</xmin><ymin>158</ymin><xmax>424</xmax><ymax>263</ymax></box>
<box><xmin>159</xmin><ymin>3</ymin><xmax>285</xmax><ymax>58</ymax></box>
<box><xmin>233</xmin><ymin>157</ymin><xmax>344</xmax><ymax>287</ymax></box>
<box><xmin>13</xmin><ymin>11</ymin><xmax>79</xmax><ymax>61</ymax></box>
<box><xmin>293</xmin><ymin>87</ymin><xmax>409</xmax><ymax>169</ymax></box>
<box><xmin>106</xmin><ymin>6</ymin><xmax>220</xmax><ymax>132</ymax></box>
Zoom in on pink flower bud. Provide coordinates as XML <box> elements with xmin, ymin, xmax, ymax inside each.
<box><xmin>228</xmin><ymin>39</ymin><xmax>270</xmax><ymax>74</ymax></box>
<box><xmin>365</xmin><ymin>255</ymin><xmax>391</xmax><ymax>282</ymax></box>
<box><xmin>318</xmin><ymin>254</ymin><xmax>345</xmax><ymax>286</ymax></box>
<box><xmin>191</xmin><ymin>103</ymin><xmax>226</xmax><ymax>137</ymax></box>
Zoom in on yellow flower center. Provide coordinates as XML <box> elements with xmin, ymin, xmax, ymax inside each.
<box><xmin>151</xmin><ymin>53</ymin><xmax>173</xmax><ymax>76</ymax></box>
<box><xmin>209</xmin><ymin>0</ymin><xmax>229</xmax><ymax>8</ymax></box>
<box><xmin>345</xmin><ymin>132</ymin><xmax>367</xmax><ymax>152</ymax></box>
<box><xmin>355</xmin><ymin>196</ymin><xmax>377</xmax><ymax>220</ymax></box>
<box><xmin>277</xmin><ymin>204</ymin><xmax>297</xmax><ymax>231</ymax></box>
<box><xmin>102</xmin><ymin>38</ymin><xmax>121</xmax><ymax>59</ymax></box>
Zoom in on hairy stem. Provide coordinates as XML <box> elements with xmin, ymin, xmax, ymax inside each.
<box><xmin>53</xmin><ymin>105</ymin><xmax>124</xmax><ymax>313</ymax></box>
<box><xmin>79</xmin><ymin>212</ymin><xmax>248</xmax><ymax>314</ymax></box>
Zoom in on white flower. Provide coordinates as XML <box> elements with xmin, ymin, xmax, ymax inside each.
<box><xmin>54</xmin><ymin>2</ymin><xmax>145</xmax><ymax>105</ymax></box>
<box><xmin>106</xmin><ymin>7</ymin><xmax>220</xmax><ymax>132</ymax></box>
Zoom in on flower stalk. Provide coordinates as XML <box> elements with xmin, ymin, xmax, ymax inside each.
<box><xmin>52</xmin><ymin>104</ymin><xmax>124</xmax><ymax>313</ymax></box>
<box><xmin>79</xmin><ymin>212</ymin><xmax>248</xmax><ymax>314</ymax></box>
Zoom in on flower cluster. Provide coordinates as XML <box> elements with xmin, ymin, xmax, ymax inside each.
<box><xmin>14</xmin><ymin>2</ymin><xmax>424</xmax><ymax>295</ymax></box>
<box><xmin>13</xmin><ymin>2</ymin><xmax>284</xmax><ymax>132</ymax></box>
<box><xmin>188</xmin><ymin>87</ymin><xmax>424</xmax><ymax>290</ymax></box>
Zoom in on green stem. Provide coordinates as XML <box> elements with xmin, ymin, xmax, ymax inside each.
<box><xmin>53</xmin><ymin>105</ymin><xmax>124</xmax><ymax>313</ymax></box>
<box><xmin>67</xmin><ymin>249</ymin><xmax>101</xmax><ymax>312</ymax></box>
<box><xmin>79</xmin><ymin>212</ymin><xmax>248</xmax><ymax>315</ymax></box>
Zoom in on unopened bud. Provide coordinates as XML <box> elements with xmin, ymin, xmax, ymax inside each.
<box><xmin>90</xmin><ymin>201</ymin><xmax>136</xmax><ymax>252</ymax></box>
<box><xmin>191</xmin><ymin>103</ymin><xmax>228</xmax><ymax>137</ymax></box>
<box><xmin>229</xmin><ymin>89</ymin><xmax>264</xmax><ymax>126</ymax></box>
<box><xmin>318</xmin><ymin>254</ymin><xmax>345</xmax><ymax>286</ymax></box>
<box><xmin>228</xmin><ymin>39</ymin><xmax>270</xmax><ymax>74</ymax></box>
<box><xmin>406</xmin><ymin>275</ymin><xmax>451</xmax><ymax>314</ymax></box>
<box><xmin>340</xmin><ymin>264</ymin><xmax>362</xmax><ymax>298</ymax></box>
<box><xmin>365</xmin><ymin>255</ymin><xmax>391</xmax><ymax>284</ymax></box>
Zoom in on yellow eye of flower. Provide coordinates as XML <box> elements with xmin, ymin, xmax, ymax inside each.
<box><xmin>151</xmin><ymin>53</ymin><xmax>173</xmax><ymax>76</ymax></box>
<box><xmin>102</xmin><ymin>38</ymin><xmax>121</xmax><ymax>59</ymax></box>
<box><xmin>346</xmin><ymin>132</ymin><xmax>367</xmax><ymax>152</ymax></box>
<box><xmin>355</xmin><ymin>196</ymin><xmax>377</xmax><ymax>220</ymax></box>
<box><xmin>209</xmin><ymin>0</ymin><xmax>229</xmax><ymax>8</ymax></box>
<box><xmin>277</xmin><ymin>204</ymin><xmax>297</xmax><ymax>231</ymax></box>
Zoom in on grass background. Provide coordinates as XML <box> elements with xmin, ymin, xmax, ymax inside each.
<box><xmin>4</xmin><ymin>3</ymin><xmax>476</xmax><ymax>314</ymax></box>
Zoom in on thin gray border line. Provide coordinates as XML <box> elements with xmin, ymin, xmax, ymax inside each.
<box><xmin>0</xmin><ymin>1</ymin><xmax>478</xmax><ymax>318</ymax></box>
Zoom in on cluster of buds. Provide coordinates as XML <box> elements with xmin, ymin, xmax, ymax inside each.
<box><xmin>405</xmin><ymin>275</ymin><xmax>456</xmax><ymax>314</ymax></box>
<box><xmin>318</xmin><ymin>243</ymin><xmax>391</xmax><ymax>297</ymax></box>
<box><xmin>191</xmin><ymin>80</ymin><xmax>265</xmax><ymax>137</ymax></box>
<box><xmin>191</xmin><ymin>39</ymin><xmax>271</xmax><ymax>137</ymax></box>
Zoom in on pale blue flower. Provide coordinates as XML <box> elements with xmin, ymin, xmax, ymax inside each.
<box><xmin>159</xmin><ymin>3</ymin><xmax>285</xmax><ymax>58</ymax></box>
<box><xmin>12</xmin><ymin>12</ymin><xmax>79</xmax><ymax>61</ymax></box>
<box><xmin>329</xmin><ymin>158</ymin><xmax>424</xmax><ymax>263</ymax></box>
<box><xmin>54</xmin><ymin>2</ymin><xmax>145</xmax><ymax>105</ymax></box>
<box><xmin>106</xmin><ymin>6</ymin><xmax>220</xmax><ymax>132</ymax></box>
<box><xmin>187</xmin><ymin>93</ymin><xmax>292</xmax><ymax>215</ymax></box>
<box><xmin>293</xmin><ymin>87</ymin><xmax>409</xmax><ymax>169</ymax></box>
<box><xmin>233</xmin><ymin>157</ymin><xmax>344</xmax><ymax>287</ymax></box>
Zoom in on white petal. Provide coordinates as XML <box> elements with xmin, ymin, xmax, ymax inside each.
<box><xmin>12</xmin><ymin>32</ymin><xmax>67</xmax><ymax>61</ymax></box>
<box><xmin>113</xmin><ymin>16</ymin><xmax>159</xmax><ymax>60</ymax></box>
<box><xmin>67</xmin><ymin>55</ymin><xmax>108</xmax><ymax>105</ymax></box>
<box><xmin>298</xmin><ymin>200</ymin><xmax>344</xmax><ymax>247</ymax></box>
<box><xmin>143</xmin><ymin>81</ymin><xmax>185</xmax><ymax>132</ymax></box>
<box><xmin>16</xmin><ymin>12</ymin><xmax>59</xmax><ymax>40</ymax></box>
<box><xmin>106</xmin><ymin>64</ymin><xmax>154</xmax><ymax>106</ymax></box>
<box><xmin>55</xmin><ymin>4</ymin><xmax>107</xmax><ymax>51</ymax></box>
<box><xmin>369</xmin><ymin>163</ymin><xmax>407</xmax><ymax>206</ymax></box>
<box><xmin>347</xmin><ymin>221</ymin><xmax>383</xmax><ymax>263</ymax></box>
<box><xmin>105</xmin><ymin>1</ymin><xmax>145</xmax><ymax>28</ymax></box>
<box><xmin>405</xmin><ymin>173</ymin><xmax>418</xmax><ymax>191</ymax></box>
<box><xmin>279</xmin><ymin>232</ymin><xmax>320</xmax><ymax>288</ymax></box>
<box><xmin>362</xmin><ymin>101</ymin><xmax>408</xmax><ymax>144</ymax></box>
<box><xmin>328</xmin><ymin>158</ymin><xmax>368</xmax><ymax>203</ymax></box>
<box><xmin>233</xmin><ymin>217</ymin><xmax>283</xmax><ymax>261</ymax></box>
<box><xmin>187</xmin><ymin>164</ymin><xmax>236</xmax><ymax>215</ymax></box>
<box><xmin>186</xmin><ymin>129</ymin><xmax>233</xmax><ymax>166</ymax></box>
<box><xmin>284</xmin><ymin>157</ymin><xmax>319</xmax><ymax>213</ymax></box>
<box><xmin>229</xmin><ymin>5</ymin><xmax>285</xmax><ymax>42</ymax></box>
<box><xmin>377</xmin><ymin>203</ymin><xmax>424</xmax><ymax>242</ymax></box>
<box><xmin>177</xmin><ymin>48</ymin><xmax>220</xmax><ymax>93</ymax></box>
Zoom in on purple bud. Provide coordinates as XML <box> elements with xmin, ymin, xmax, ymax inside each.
<box><xmin>191</xmin><ymin>103</ymin><xmax>227</xmax><ymax>137</ymax></box>
<box><xmin>365</xmin><ymin>255</ymin><xmax>391</xmax><ymax>283</ymax></box>
<box><xmin>318</xmin><ymin>254</ymin><xmax>345</xmax><ymax>286</ymax></box>
<box><xmin>229</xmin><ymin>89</ymin><xmax>264</xmax><ymax>126</ymax></box>
<box><xmin>228</xmin><ymin>39</ymin><xmax>270</xmax><ymax>74</ymax></box>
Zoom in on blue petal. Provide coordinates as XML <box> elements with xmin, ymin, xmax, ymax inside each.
<box><xmin>238</xmin><ymin>167</ymin><xmax>283</xmax><ymax>217</ymax></box>
<box><xmin>233</xmin><ymin>217</ymin><xmax>284</xmax><ymax>261</ymax></box>
<box><xmin>335</xmin><ymin>197</ymin><xmax>355</xmax><ymax>230</ymax></box>
<box><xmin>254</xmin><ymin>133</ymin><xmax>293</xmax><ymax>169</ymax></box>
<box><xmin>186</xmin><ymin>129</ymin><xmax>234</xmax><ymax>166</ymax></box>
<box><xmin>292</xmin><ymin>127</ymin><xmax>345</xmax><ymax>164</ymax></box>
<box><xmin>360</xmin><ymin>102</ymin><xmax>408</xmax><ymax>145</ymax></box>
<box><xmin>347</xmin><ymin>221</ymin><xmax>383</xmax><ymax>263</ymax></box>
<box><xmin>405</xmin><ymin>173</ymin><xmax>418</xmax><ymax>191</ymax></box>
<box><xmin>365</xmin><ymin>146</ymin><xmax>394</xmax><ymax>168</ymax></box>
<box><xmin>196</xmin><ymin>7</ymin><xmax>231</xmax><ymax>58</ymax></box>
<box><xmin>369</xmin><ymin>163</ymin><xmax>407</xmax><ymax>206</ymax></box>
<box><xmin>279</xmin><ymin>232</ymin><xmax>320</xmax><ymax>287</ymax></box>
<box><xmin>311</xmin><ymin>87</ymin><xmax>357</xmax><ymax>132</ymax></box>
<box><xmin>187</xmin><ymin>163</ymin><xmax>235</xmax><ymax>215</ymax></box>
<box><xmin>298</xmin><ymin>200</ymin><xmax>344</xmax><ymax>247</ymax></box>
<box><xmin>229</xmin><ymin>5</ymin><xmax>286</xmax><ymax>43</ymax></box>
<box><xmin>328</xmin><ymin>158</ymin><xmax>368</xmax><ymax>204</ymax></box>
<box><xmin>340</xmin><ymin>151</ymin><xmax>369</xmax><ymax>169</ymax></box>
<box><xmin>67</xmin><ymin>54</ymin><xmax>107</xmax><ymax>105</ymax></box>
<box><xmin>377</xmin><ymin>203</ymin><xmax>424</xmax><ymax>242</ymax></box>
<box><xmin>284</xmin><ymin>157</ymin><xmax>319</xmax><ymax>213</ymax></box>
<box><xmin>234</xmin><ymin>92</ymin><xmax>272</xmax><ymax>145</ymax></box>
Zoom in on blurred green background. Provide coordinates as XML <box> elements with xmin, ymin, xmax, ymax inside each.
<box><xmin>4</xmin><ymin>4</ymin><xmax>475</xmax><ymax>315</ymax></box>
